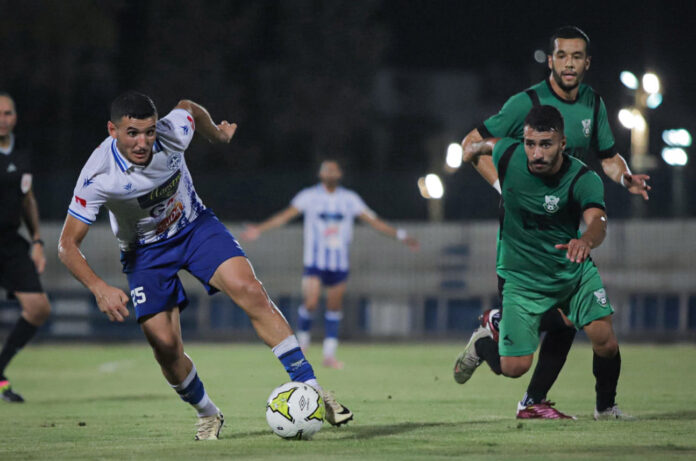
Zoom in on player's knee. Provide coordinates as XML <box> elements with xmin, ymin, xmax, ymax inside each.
<box><xmin>238</xmin><ymin>279</ymin><xmax>270</xmax><ymax>312</ymax></box>
<box><xmin>23</xmin><ymin>295</ymin><xmax>51</xmax><ymax>325</ymax></box>
<box><xmin>150</xmin><ymin>333</ymin><xmax>183</xmax><ymax>363</ymax></box>
<box><xmin>501</xmin><ymin>357</ymin><xmax>531</xmax><ymax>378</ymax></box>
<box><xmin>304</xmin><ymin>299</ymin><xmax>319</xmax><ymax>311</ymax></box>
<box><xmin>594</xmin><ymin>337</ymin><xmax>619</xmax><ymax>358</ymax></box>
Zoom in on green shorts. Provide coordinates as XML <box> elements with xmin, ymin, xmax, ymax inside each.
<box><xmin>498</xmin><ymin>263</ymin><xmax>614</xmax><ymax>357</ymax></box>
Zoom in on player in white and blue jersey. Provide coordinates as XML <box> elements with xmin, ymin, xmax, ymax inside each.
<box><xmin>57</xmin><ymin>92</ymin><xmax>353</xmax><ymax>440</ymax></box>
<box><xmin>241</xmin><ymin>160</ymin><xmax>418</xmax><ymax>368</ymax></box>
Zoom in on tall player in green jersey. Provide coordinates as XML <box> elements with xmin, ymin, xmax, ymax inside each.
<box><xmin>463</xmin><ymin>105</ymin><xmax>630</xmax><ymax>420</ymax></box>
<box><xmin>454</xmin><ymin>26</ymin><xmax>649</xmax><ymax>419</ymax></box>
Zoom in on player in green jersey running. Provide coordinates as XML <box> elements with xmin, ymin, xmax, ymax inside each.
<box><xmin>454</xmin><ymin>26</ymin><xmax>647</xmax><ymax>419</ymax></box>
<box><xmin>462</xmin><ymin>105</ymin><xmax>630</xmax><ymax>420</ymax></box>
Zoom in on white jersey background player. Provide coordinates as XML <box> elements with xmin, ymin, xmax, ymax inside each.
<box><xmin>58</xmin><ymin>92</ymin><xmax>353</xmax><ymax>440</ymax></box>
<box><xmin>241</xmin><ymin>160</ymin><xmax>419</xmax><ymax>368</ymax></box>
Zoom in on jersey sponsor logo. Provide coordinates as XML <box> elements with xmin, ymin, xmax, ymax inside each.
<box><xmin>136</xmin><ymin>170</ymin><xmax>181</xmax><ymax>208</ymax></box>
<box><xmin>582</xmin><ymin>119</ymin><xmax>592</xmax><ymax>138</ymax></box>
<box><xmin>543</xmin><ymin>195</ymin><xmax>560</xmax><ymax>213</ymax></box>
<box><xmin>6</xmin><ymin>162</ymin><xmax>17</xmax><ymax>173</ymax></box>
<box><xmin>155</xmin><ymin>201</ymin><xmax>183</xmax><ymax>234</ymax></box>
<box><xmin>21</xmin><ymin>173</ymin><xmax>32</xmax><ymax>194</ymax></box>
<box><xmin>593</xmin><ymin>288</ymin><xmax>608</xmax><ymax>306</ymax></box>
<box><xmin>318</xmin><ymin>212</ymin><xmax>345</xmax><ymax>221</ymax></box>
<box><xmin>167</xmin><ymin>153</ymin><xmax>182</xmax><ymax>171</ymax></box>
<box><xmin>75</xmin><ymin>195</ymin><xmax>87</xmax><ymax>207</ymax></box>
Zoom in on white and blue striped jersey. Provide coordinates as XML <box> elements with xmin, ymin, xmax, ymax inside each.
<box><xmin>67</xmin><ymin>109</ymin><xmax>206</xmax><ymax>251</ymax></box>
<box><xmin>291</xmin><ymin>184</ymin><xmax>370</xmax><ymax>271</ymax></box>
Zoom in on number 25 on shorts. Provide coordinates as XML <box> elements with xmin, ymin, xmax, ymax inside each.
<box><xmin>130</xmin><ymin>287</ymin><xmax>147</xmax><ymax>306</ymax></box>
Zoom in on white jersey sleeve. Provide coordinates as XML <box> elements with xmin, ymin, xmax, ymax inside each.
<box><xmin>155</xmin><ymin>109</ymin><xmax>196</xmax><ymax>153</ymax></box>
<box><xmin>290</xmin><ymin>188</ymin><xmax>312</xmax><ymax>212</ymax></box>
<box><xmin>348</xmin><ymin>191</ymin><xmax>370</xmax><ymax>217</ymax></box>
<box><xmin>67</xmin><ymin>151</ymin><xmax>109</xmax><ymax>225</ymax></box>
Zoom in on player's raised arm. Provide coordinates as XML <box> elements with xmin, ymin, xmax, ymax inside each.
<box><xmin>462</xmin><ymin>128</ymin><xmax>500</xmax><ymax>192</ymax></box>
<box><xmin>555</xmin><ymin>207</ymin><xmax>607</xmax><ymax>264</ymax></box>
<box><xmin>461</xmin><ymin>137</ymin><xmax>500</xmax><ymax>164</ymax></box>
<box><xmin>357</xmin><ymin>211</ymin><xmax>419</xmax><ymax>251</ymax></box>
<box><xmin>599</xmin><ymin>153</ymin><xmax>651</xmax><ymax>200</ymax></box>
<box><xmin>240</xmin><ymin>206</ymin><xmax>302</xmax><ymax>241</ymax></box>
<box><xmin>174</xmin><ymin>99</ymin><xmax>237</xmax><ymax>144</ymax></box>
<box><xmin>58</xmin><ymin>216</ymin><xmax>130</xmax><ymax>322</ymax></box>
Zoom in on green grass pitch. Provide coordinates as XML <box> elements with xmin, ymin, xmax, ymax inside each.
<box><xmin>1</xmin><ymin>343</ymin><xmax>695</xmax><ymax>460</ymax></box>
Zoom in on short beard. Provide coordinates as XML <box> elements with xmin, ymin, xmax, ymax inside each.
<box><xmin>551</xmin><ymin>68</ymin><xmax>580</xmax><ymax>92</ymax></box>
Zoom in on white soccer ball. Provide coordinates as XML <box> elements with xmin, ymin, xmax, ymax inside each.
<box><xmin>266</xmin><ymin>381</ymin><xmax>324</xmax><ymax>440</ymax></box>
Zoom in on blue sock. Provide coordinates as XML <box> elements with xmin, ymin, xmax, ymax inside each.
<box><xmin>272</xmin><ymin>335</ymin><xmax>317</xmax><ymax>383</ymax></box>
<box><xmin>297</xmin><ymin>305</ymin><xmax>313</xmax><ymax>333</ymax></box>
<box><xmin>170</xmin><ymin>359</ymin><xmax>219</xmax><ymax>417</ymax></box>
<box><xmin>324</xmin><ymin>310</ymin><xmax>342</xmax><ymax>339</ymax></box>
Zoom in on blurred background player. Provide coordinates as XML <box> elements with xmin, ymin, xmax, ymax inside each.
<box><xmin>241</xmin><ymin>160</ymin><xmax>418</xmax><ymax>368</ymax></box>
<box><xmin>462</xmin><ymin>105</ymin><xmax>630</xmax><ymax>420</ymax></box>
<box><xmin>454</xmin><ymin>26</ymin><xmax>650</xmax><ymax>418</ymax></box>
<box><xmin>58</xmin><ymin>92</ymin><xmax>352</xmax><ymax>440</ymax></box>
<box><xmin>0</xmin><ymin>92</ymin><xmax>51</xmax><ymax>403</ymax></box>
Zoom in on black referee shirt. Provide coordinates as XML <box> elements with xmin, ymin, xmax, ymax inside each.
<box><xmin>0</xmin><ymin>135</ymin><xmax>32</xmax><ymax>235</ymax></box>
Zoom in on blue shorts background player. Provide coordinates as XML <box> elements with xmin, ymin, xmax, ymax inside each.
<box><xmin>58</xmin><ymin>92</ymin><xmax>352</xmax><ymax>440</ymax></box>
<box><xmin>241</xmin><ymin>160</ymin><xmax>419</xmax><ymax>369</ymax></box>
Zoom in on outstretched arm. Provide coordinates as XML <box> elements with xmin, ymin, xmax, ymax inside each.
<box><xmin>175</xmin><ymin>99</ymin><xmax>237</xmax><ymax>144</ymax></box>
<box><xmin>358</xmin><ymin>211</ymin><xmax>419</xmax><ymax>251</ymax></box>
<box><xmin>462</xmin><ymin>128</ymin><xmax>500</xmax><ymax>192</ymax></box>
<box><xmin>555</xmin><ymin>207</ymin><xmax>607</xmax><ymax>263</ymax></box>
<box><xmin>22</xmin><ymin>188</ymin><xmax>46</xmax><ymax>274</ymax></box>
<box><xmin>240</xmin><ymin>206</ymin><xmax>301</xmax><ymax>241</ymax></box>
<box><xmin>58</xmin><ymin>215</ymin><xmax>130</xmax><ymax>322</ymax></box>
<box><xmin>600</xmin><ymin>153</ymin><xmax>651</xmax><ymax>200</ymax></box>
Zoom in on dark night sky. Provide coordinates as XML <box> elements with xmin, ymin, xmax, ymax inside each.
<box><xmin>1</xmin><ymin>0</ymin><xmax>694</xmax><ymax>220</ymax></box>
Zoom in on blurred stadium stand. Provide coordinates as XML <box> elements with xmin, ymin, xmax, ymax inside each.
<box><xmin>2</xmin><ymin>220</ymin><xmax>694</xmax><ymax>342</ymax></box>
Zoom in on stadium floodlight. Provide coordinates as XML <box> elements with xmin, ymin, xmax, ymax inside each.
<box><xmin>533</xmin><ymin>49</ymin><xmax>546</xmax><ymax>64</ymax></box>
<box><xmin>642</xmin><ymin>72</ymin><xmax>660</xmax><ymax>94</ymax></box>
<box><xmin>424</xmin><ymin>173</ymin><xmax>444</xmax><ymax>199</ymax></box>
<box><xmin>618</xmin><ymin>108</ymin><xmax>635</xmax><ymax>129</ymax></box>
<box><xmin>646</xmin><ymin>92</ymin><xmax>663</xmax><ymax>109</ymax></box>
<box><xmin>445</xmin><ymin>143</ymin><xmax>463</xmax><ymax>169</ymax></box>
<box><xmin>662</xmin><ymin>129</ymin><xmax>692</xmax><ymax>147</ymax></box>
<box><xmin>661</xmin><ymin>147</ymin><xmax>688</xmax><ymax>166</ymax></box>
<box><xmin>620</xmin><ymin>71</ymin><xmax>639</xmax><ymax>90</ymax></box>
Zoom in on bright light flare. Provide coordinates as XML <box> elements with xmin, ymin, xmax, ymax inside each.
<box><xmin>445</xmin><ymin>143</ymin><xmax>463</xmax><ymax>169</ymax></box>
<box><xmin>662</xmin><ymin>129</ymin><xmax>692</xmax><ymax>147</ymax></box>
<box><xmin>661</xmin><ymin>147</ymin><xmax>688</xmax><ymax>166</ymax></box>
<box><xmin>642</xmin><ymin>72</ymin><xmax>660</xmax><ymax>94</ymax></box>
<box><xmin>646</xmin><ymin>92</ymin><xmax>663</xmax><ymax>109</ymax></box>
<box><xmin>418</xmin><ymin>174</ymin><xmax>444</xmax><ymax>199</ymax></box>
<box><xmin>618</xmin><ymin>109</ymin><xmax>636</xmax><ymax>129</ymax></box>
<box><xmin>620</xmin><ymin>71</ymin><xmax>639</xmax><ymax>90</ymax></box>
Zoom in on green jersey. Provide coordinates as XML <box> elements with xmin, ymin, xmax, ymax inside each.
<box><xmin>492</xmin><ymin>137</ymin><xmax>606</xmax><ymax>292</ymax></box>
<box><xmin>479</xmin><ymin>78</ymin><xmax>615</xmax><ymax>163</ymax></box>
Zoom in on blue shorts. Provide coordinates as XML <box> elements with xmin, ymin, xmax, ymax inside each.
<box><xmin>120</xmin><ymin>210</ymin><xmax>247</xmax><ymax>320</ymax></box>
<box><xmin>303</xmin><ymin>266</ymin><xmax>349</xmax><ymax>287</ymax></box>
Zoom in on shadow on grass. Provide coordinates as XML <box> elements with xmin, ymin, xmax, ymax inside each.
<box><xmin>235</xmin><ymin>420</ymin><xmax>503</xmax><ymax>441</ymax></box>
<box><xmin>638</xmin><ymin>409</ymin><xmax>696</xmax><ymax>421</ymax></box>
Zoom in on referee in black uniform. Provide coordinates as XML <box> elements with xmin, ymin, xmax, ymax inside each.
<box><xmin>0</xmin><ymin>92</ymin><xmax>51</xmax><ymax>402</ymax></box>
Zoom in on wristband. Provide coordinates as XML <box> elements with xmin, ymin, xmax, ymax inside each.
<box><xmin>396</xmin><ymin>228</ymin><xmax>408</xmax><ymax>241</ymax></box>
<box><xmin>620</xmin><ymin>174</ymin><xmax>628</xmax><ymax>188</ymax></box>
<box><xmin>32</xmin><ymin>238</ymin><xmax>45</xmax><ymax>246</ymax></box>
<box><xmin>492</xmin><ymin>179</ymin><xmax>501</xmax><ymax>194</ymax></box>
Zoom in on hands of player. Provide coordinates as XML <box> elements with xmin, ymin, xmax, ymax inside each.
<box><xmin>216</xmin><ymin>121</ymin><xmax>238</xmax><ymax>143</ymax></box>
<box><xmin>622</xmin><ymin>172</ymin><xmax>651</xmax><ymax>200</ymax></box>
<box><xmin>239</xmin><ymin>224</ymin><xmax>261</xmax><ymax>242</ymax></box>
<box><xmin>31</xmin><ymin>242</ymin><xmax>46</xmax><ymax>274</ymax></box>
<box><xmin>555</xmin><ymin>238</ymin><xmax>591</xmax><ymax>263</ymax></box>
<box><xmin>94</xmin><ymin>284</ymin><xmax>130</xmax><ymax>322</ymax></box>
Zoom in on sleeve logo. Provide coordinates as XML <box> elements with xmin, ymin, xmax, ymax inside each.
<box><xmin>75</xmin><ymin>196</ymin><xmax>87</xmax><ymax>207</ymax></box>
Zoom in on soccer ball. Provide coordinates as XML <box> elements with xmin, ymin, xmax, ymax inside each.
<box><xmin>266</xmin><ymin>382</ymin><xmax>324</xmax><ymax>440</ymax></box>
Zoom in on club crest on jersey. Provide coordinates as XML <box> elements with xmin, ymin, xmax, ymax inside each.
<box><xmin>593</xmin><ymin>288</ymin><xmax>608</xmax><ymax>306</ymax></box>
<box><xmin>582</xmin><ymin>119</ymin><xmax>592</xmax><ymax>138</ymax></box>
<box><xmin>543</xmin><ymin>195</ymin><xmax>560</xmax><ymax>213</ymax></box>
<box><xmin>167</xmin><ymin>154</ymin><xmax>182</xmax><ymax>171</ymax></box>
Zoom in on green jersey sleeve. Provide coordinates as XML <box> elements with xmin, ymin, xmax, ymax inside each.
<box><xmin>572</xmin><ymin>169</ymin><xmax>606</xmax><ymax>211</ymax></box>
<box><xmin>479</xmin><ymin>91</ymin><xmax>533</xmax><ymax>139</ymax></box>
<box><xmin>595</xmin><ymin>97</ymin><xmax>615</xmax><ymax>159</ymax></box>
<box><xmin>492</xmin><ymin>137</ymin><xmax>519</xmax><ymax>170</ymax></box>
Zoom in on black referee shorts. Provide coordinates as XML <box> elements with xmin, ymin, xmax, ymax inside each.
<box><xmin>0</xmin><ymin>233</ymin><xmax>43</xmax><ymax>294</ymax></box>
